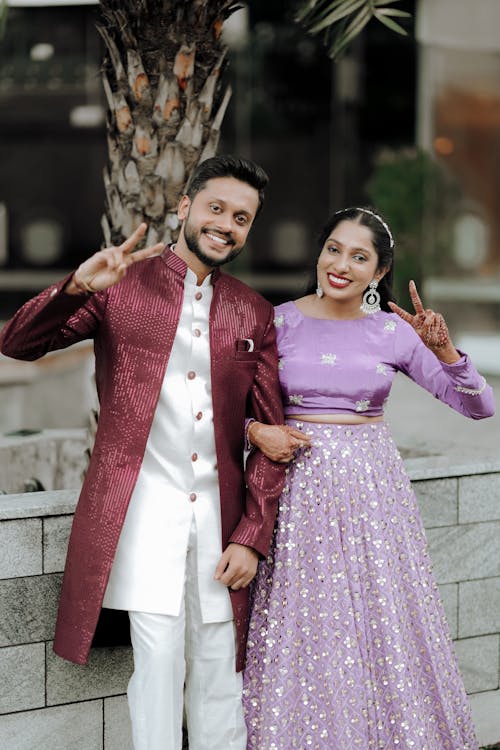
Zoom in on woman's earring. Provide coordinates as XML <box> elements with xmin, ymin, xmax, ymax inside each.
<box><xmin>360</xmin><ymin>280</ymin><xmax>381</xmax><ymax>314</ymax></box>
<box><xmin>316</xmin><ymin>280</ymin><xmax>324</xmax><ymax>298</ymax></box>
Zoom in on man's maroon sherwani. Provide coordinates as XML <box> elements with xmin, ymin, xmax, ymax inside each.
<box><xmin>0</xmin><ymin>248</ymin><xmax>286</xmax><ymax>670</ymax></box>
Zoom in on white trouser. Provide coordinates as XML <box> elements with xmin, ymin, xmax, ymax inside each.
<box><xmin>127</xmin><ymin>523</ymin><xmax>246</xmax><ymax>750</ymax></box>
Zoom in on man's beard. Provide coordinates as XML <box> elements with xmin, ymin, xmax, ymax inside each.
<box><xmin>184</xmin><ymin>222</ymin><xmax>243</xmax><ymax>268</ymax></box>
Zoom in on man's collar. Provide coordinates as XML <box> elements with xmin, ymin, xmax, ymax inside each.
<box><xmin>162</xmin><ymin>244</ymin><xmax>221</xmax><ymax>284</ymax></box>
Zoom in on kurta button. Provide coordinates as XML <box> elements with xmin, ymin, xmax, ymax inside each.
<box><xmin>195</xmin><ymin>411</ymin><xmax>203</xmax><ymax>421</ymax></box>
<box><xmin>191</xmin><ymin>453</ymin><xmax>198</xmax><ymax>462</ymax></box>
<box><xmin>187</xmin><ymin>371</ymin><xmax>196</xmax><ymax>380</ymax></box>
<box><xmin>195</xmin><ymin>291</ymin><xmax>203</xmax><ymax>300</ymax></box>
<box><xmin>193</xmin><ymin>328</ymin><xmax>201</xmax><ymax>337</ymax></box>
<box><xmin>189</xmin><ymin>493</ymin><xmax>197</xmax><ymax>502</ymax></box>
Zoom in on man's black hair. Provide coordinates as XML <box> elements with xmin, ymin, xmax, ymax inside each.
<box><xmin>186</xmin><ymin>154</ymin><xmax>269</xmax><ymax>216</ymax></box>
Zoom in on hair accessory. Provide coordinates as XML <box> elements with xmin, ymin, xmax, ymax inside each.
<box><xmin>360</xmin><ymin>280</ymin><xmax>381</xmax><ymax>314</ymax></box>
<box><xmin>316</xmin><ymin>280</ymin><xmax>324</xmax><ymax>298</ymax></box>
<box><xmin>335</xmin><ymin>207</ymin><xmax>394</xmax><ymax>248</ymax></box>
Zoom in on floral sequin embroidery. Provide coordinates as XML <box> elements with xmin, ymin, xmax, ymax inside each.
<box><xmin>244</xmin><ymin>422</ymin><xmax>478</xmax><ymax>750</ymax></box>
<box><xmin>321</xmin><ymin>353</ymin><xmax>337</xmax><ymax>366</ymax></box>
<box><xmin>376</xmin><ymin>363</ymin><xmax>388</xmax><ymax>376</ymax></box>
<box><xmin>384</xmin><ymin>319</ymin><xmax>397</xmax><ymax>332</ymax></box>
<box><xmin>289</xmin><ymin>394</ymin><xmax>304</xmax><ymax>405</ymax></box>
<box><xmin>274</xmin><ymin>314</ymin><xmax>285</xmax><ymax>328</ymax></box>
<box><xmin>355</xmin><ymin>399</ymin><xmax>370</xmax><ymax>412</ymax></box>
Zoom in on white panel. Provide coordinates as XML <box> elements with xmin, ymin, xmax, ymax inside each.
<box><xmin>417</xmin><ymin>0</ymin><xmax>500</xmax><ymax>51</ymax></box>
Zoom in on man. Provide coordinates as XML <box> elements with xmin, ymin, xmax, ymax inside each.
<box><xmin>0</xmin><ymin>155</ymin><xmax>287</xmax><ymax>750</ymax></box>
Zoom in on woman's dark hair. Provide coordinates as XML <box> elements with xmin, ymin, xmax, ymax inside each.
<box><xmin>311</xmin><ymin>206</ymin><xmax>396</xmax><ymax>311</ymax></box>
<box><xmin>186</xmin><ymin>154</ymin><xmax>269</xmax><ymax>217</ymax></box>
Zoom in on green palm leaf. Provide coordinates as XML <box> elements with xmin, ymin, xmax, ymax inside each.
<box><xmin>374</xmin><ymin>7</ymin><xmax>411</xmax><ymax>35</ymax></box>
<box><xmin>296</xmin><ymin>0</ymin><xmax>338</xmax><ymax>24</ymax></box>
<box><xmin>296</xmin><ymin>0</ymin><xmax>412</xmax><ymax>60</ymax></box>
<box><xmin>308</xmin><ymin>0</ymin><xmax>366</xmax><ymax>34</ymax></box>
<box><xmin>328</xmin><ymin>4</ymin><xmax>371</xmax><ymax>59</ymax></box>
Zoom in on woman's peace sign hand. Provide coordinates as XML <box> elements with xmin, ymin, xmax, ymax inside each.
<box><xmin>388</xmin><ymin>281</ymin><xmax>460</xmax><ymax>363</ymax></box>
<box><xmin>70</xmin><ymin>223</ymin><xmax>164</xmax><ymax>294</ymax></box>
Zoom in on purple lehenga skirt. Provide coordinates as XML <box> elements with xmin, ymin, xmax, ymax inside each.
<box><xmin>243</xmin><ymin>421</ymin><xmax>478</xmax><ymax>750</ymax></box>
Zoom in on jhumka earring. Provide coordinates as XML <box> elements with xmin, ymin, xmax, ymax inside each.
<box><xmin>360</xmin><ymin>280</ymin><xmax>381</xmax><ymax>314</ymax></box>
<box><xmin>316</xmin><ymin>280</ymin><xmax>324</xmax><ymax>298</ymax></box>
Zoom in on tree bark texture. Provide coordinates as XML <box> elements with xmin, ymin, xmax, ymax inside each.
<box><xmin>98</xmin><ymin>0</ymin><xmax>241</xmax><ymax>248</ymax></box>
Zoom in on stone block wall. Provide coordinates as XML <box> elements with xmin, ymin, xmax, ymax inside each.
<box><xmin>410</xmin><ymin>461</ymin><xmax>500</xmax><ymax>746</ymax></box>
<box><xmin>1</xmin><ymin>460</ymin><xmax>500</xmax><ymax>748</ymax></box>
<box><xmin>0</xmin><ymin>491</ymin><xmax>133</xmax><ymax>750</ymax></box>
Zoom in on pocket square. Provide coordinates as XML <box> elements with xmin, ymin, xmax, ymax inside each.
<box><xmin>236</xmin><ymin>338</ymin><xmax>255</xmax><ymax>352</ymax></box>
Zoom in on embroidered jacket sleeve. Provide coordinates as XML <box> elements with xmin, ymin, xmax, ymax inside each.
<box><xmin>394</xmin><ymin>319</ymin><xmax>495</xmax><ymax>420</ymax></box>
<box><xmin>0</xmin><ymin>273</ymin><xmax>106</xmax><ymax>360</ymax></box>
<box><xmin>230</xmin><ymin>304</ymin><xmax>286</xmax><ymax>557</ymax></box>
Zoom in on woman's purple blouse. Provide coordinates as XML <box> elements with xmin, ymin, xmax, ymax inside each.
<box><xmin>274</xmin><ymin>301</ymin><xmax>495</xmax><ymax>419</ymax></box>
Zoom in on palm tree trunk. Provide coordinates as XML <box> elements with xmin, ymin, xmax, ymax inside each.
<box><xmin>84</xmin><ymin>1</ymin><xmax>240</xmax><ymax>473</ymax></box>
<box><xmin>98</xmin><ymin>1</ymin><xmax>241</xmax><ymax>248</ymax></box>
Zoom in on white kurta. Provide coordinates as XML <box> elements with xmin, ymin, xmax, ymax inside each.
<box><xmin>103</xmin><ymin>267</ymin><xmax>233</xmax><ymax>623</ymax></box>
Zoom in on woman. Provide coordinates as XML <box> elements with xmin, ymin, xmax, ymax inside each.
<box><xmin>243</xmin><ymin>207</ymin><xmax>495</xmax><ymax>750</ymax></box>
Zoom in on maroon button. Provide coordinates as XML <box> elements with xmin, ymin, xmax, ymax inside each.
<box><xmin>193</xmin><ymin>328</ymin><xmax>201</xmax><ymax>337</ymax></box>
<box><xmin>187</xmin><ymin>371</ymin><xmax>196</xmax><ymax>380</ymax></box>
<box><xmin>191</xmin><ymin>453</ymin><xmax>198</xmax><ymax>462</ymax></box>
<box><xmin>195</xmin><ymin>411</ymin><xmax>203</xmax><ymax>421</ymax></box>
<box><xmin>189</xmin><ymin>493</ymin><xmax>197</xmax><ymax>502</ymax></box>
<box><xmin>195</xmin><ymin>292</ymin><xmax>203</xmax><ymax>301</ymax></box>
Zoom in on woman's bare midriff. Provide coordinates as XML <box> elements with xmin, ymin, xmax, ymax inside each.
<box><xmin>290</xmin><ymin>413</ymin><xmax>384</xmax><ymax>425</ymax></box>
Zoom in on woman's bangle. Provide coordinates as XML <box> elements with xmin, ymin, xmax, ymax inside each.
<box><xmin>73</xmin><ymin>271</ymin><xmax>96</xmax><ymax>294</ymax></box>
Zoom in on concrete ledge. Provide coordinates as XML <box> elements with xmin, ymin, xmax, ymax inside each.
<box><xmin>406</xmin><ymin>454</ymin><xmax>500</xmax><ymax>481</ymax></box>
<box><xmin>0</xmin><ymin>489</ymin><xmax>77</xmax><ymax>521</ymax></box>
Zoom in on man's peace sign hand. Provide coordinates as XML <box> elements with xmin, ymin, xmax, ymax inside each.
<box><xmin>388</xmin><ymin>280</ymin><xmax>460</xmax><ymax>363</ymax></box>
<box><xmin>70</xmin><ymin>223</ymin><xmax>164</xmax><ymax>294</ymax></box>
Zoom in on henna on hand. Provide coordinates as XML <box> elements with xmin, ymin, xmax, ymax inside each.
<box><xmin>388</xmin><ymin>280</ymin><xmax>460</xmax><ymax>362</ymax></box>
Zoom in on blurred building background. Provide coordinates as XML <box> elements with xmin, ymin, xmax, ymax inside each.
<box><xmin>0</xmin><ymin>0</ymin><xmax>106</xmax><ymax>316</ymax></box>
<box><xmin>0</xmin><ymin>0</ymin><xmax>499</xmax><ymax>429</ymax></box>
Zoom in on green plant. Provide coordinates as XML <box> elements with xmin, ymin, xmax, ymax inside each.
<box><xmin>366</xmin><ymin>147</ymin><xmax>460</xmax><ymax>306</ymax></box>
